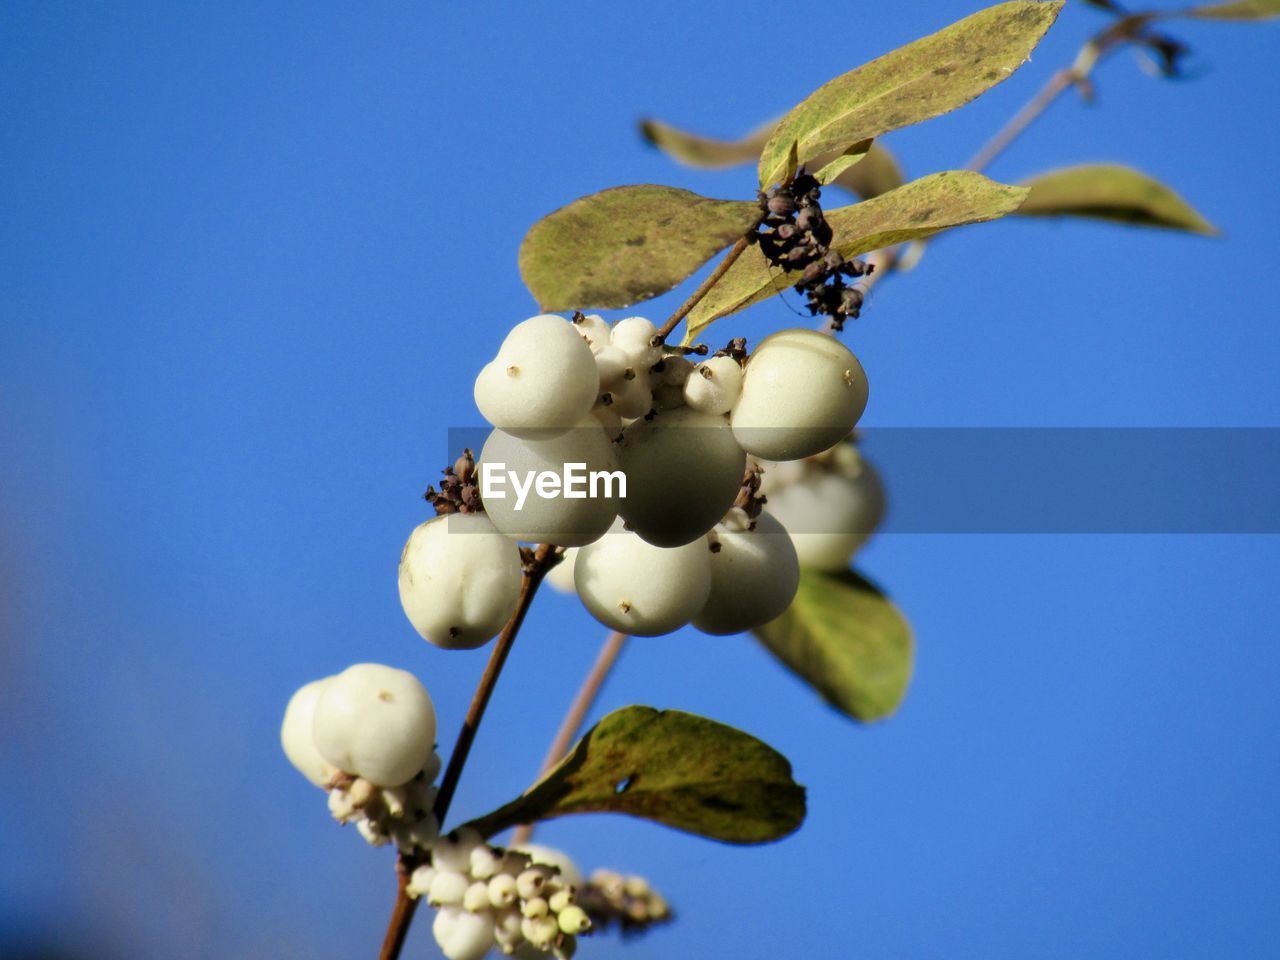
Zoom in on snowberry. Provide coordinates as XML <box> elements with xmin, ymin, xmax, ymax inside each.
<box><xmin>399</xmin><ymin>512</ymin><xmax>523</xmax><ymax>650</ymax></box>
<box><xmin>617</xmin><ymin>407</ymin><xmax>746</xmax><ymax>547</ymax></box>
<box><xmin>480</xmin><ymin>418</ymin><xmax>621</xmax><ymax>547</ymax></box>
<box><xmin>683</xmin><ymin>355</ymin><xmax>743</xmax><ymax>415</ymax></box>
<box><xmin>652</xmin><ymin>354</ymin><xmax>694</xmax><ymax>410</ymax></box>
<box><xmin>571</xmin><ymin>312</ymin><xmax>611</xmax><ymax>352</ymax></box>
<box><xmin>487</xmin><ymin>873</ymin><xmax>518</xmax><ymax>908</ymax></box>
<box><xmin>592</xmin><ymin>344</ymin><xmax>634</xmax><ymax>389</ymax></box>
<box><xmin>764</xmin><ymin>461</ymin><xmax>886</xmax><ymax>571</ymax></box>
<box><xmin>311</xmin><ymin>663</ymin><xmax>437</xmax><ymax>788</ymax></box>
<box><xmin>575</xmin><ymin>523</ymin><xmax>712</xmax><ymax>635</ymax></box>
<box><xmin>694</xmin><ymin>512</ymin><xmax>801</xmax><ymax>635</ymax></box>
<box><xmin>433</xmin><ymin>906</ymin><xmax>496</xmax><ymax>960</ymax></box>
<box><xmin>602</xmin><ymin>368</ymin><xmax>653</xmax><ymax>419</ymax></box>
<box><xmin>610</xmin><ymin>316</ymin><xmax>662</xmax><ymax>368</ymax></box>
<box><xmin>474</xmin><ymin>315</ymin><xmax>599</xmax><ymax>439</ymax></box>
<box><xmin>281</xmin><ymin>677</ymin><xmax>337</xmax><ymax>787</ymax></box>
<box><xmin>433</xmin><ymin>827</ymin><xmax>484</xmax><ymax>872</ymax></box>
<box><xmin>429</xmin><ymin>870</ymin><xmax>471</xmax><ymax>907</ymax></box>
<box><xmin>731</xmin><ymin>328</ymin><xmax>868</xmax><ymax>460</ymax></box>
<box><xmin>515</xmin><ymin>844</ymin><xmax>584</xmax><ymax>888</ymax></box>
<box><xmin>557</xmin><ymin>905</ymin><xmax>591</xmax><ymax>935</ymax></box>
<box><xmin>544</xmin><ymin>546</ymin><xmax>578</xmax><ymax>595</ymax></box>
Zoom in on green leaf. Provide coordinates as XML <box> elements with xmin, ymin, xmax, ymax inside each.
<box><xmin>814</xmin><ymin>139</ymin><xmax>875</xmax><ymax>185</ymax></box>
<box><xmin>684</xmin><ymin>170</ymin><xmax>1028</xmax><ymax>341</ymax></box>
<box><xmin>639</xmin><ymin>117</ymin><xmax>774</xmax><ymax>169</ymax></box>
<box><xmin>519</xmin><ymin>186</ymin><xmax>760</xmax><ymax>311</ymax></box>
<box><xmin>757</xmin><ymin>1</ymin><xmax>1064</xmax><ymax>188</ymax></box>
<box><xmin>1016</xmin><ymin>164</ymin><xmax>1218</xmax><ymax>235</ymax></box>
<box><xmin>829</xmin><ymin>141</ymin><xmax>907</xmax><ymax>200</ymax></box>
<box><xmin>1184</xmin><ymin>0</ymin><xmax>1280</xmax><ymax>19</ymax></box>
<box><xmin>460</xmin><ymin>706</ymin><xmax>805</xmax><ymax>845</ymax></box>
<box><xmin>753</xmin><ymin>570</ymin><xmax>913</xmax><ymax>723</ymax></box>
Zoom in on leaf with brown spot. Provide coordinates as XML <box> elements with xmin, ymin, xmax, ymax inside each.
<box><xmin>1016</xmin><ymin>164</ymin><xmax>1218</xmax><ymax>235</ymax></box>
<box><xmin>683</xmin><ymin>170</ymin><xmax>1028</xmax><ymax>342</ymax></box>
<box><xmin>757</xmin><ymin>1</ymin><xmax>1064</xmax><ymax>188</ymax></box>
<box><xmin>519</xmin><ymin>186</ymin><xmax>760</xmax><ymax>311</ymax></box>
<box><xmin>459</xmin><ymin>706</ymin><xmax>805</xmax><ymax>845</ymax></box>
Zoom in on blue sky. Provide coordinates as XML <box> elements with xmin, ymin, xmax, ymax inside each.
<box><xmin>2</xmin><ymin>2</ymin><xmax>1278</xmax><ymax>958</ymax></box>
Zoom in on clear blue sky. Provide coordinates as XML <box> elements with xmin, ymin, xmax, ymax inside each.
<box><xmin>2</xmin><ymin>3</ymin><xmax>1278</xmax><ymax>958</ymax></box>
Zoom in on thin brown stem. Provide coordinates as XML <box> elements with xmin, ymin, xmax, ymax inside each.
<box><xmin>379</xmin><ymin>542</ymin><xmax>558</xmax><ymax>960</ymax></box>
<box><xmin>965</xmin><ymin>67</ymin><xmax>1077</xmax><ymax>174</ymax></box>
<box><xmin>657</xmin><ymin>234</ymin><xmax>753</xmax><ymax>341</ymax></box>
<box><xmin>510</xmin><ymin>630</ymin><xmax>629</xmax><ymax>847</ymax></box>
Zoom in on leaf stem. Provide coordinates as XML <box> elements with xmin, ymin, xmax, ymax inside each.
<box><xmin>510</xmin><ymin>630</ymin><xmax>630</xmax><ymax>847</ymax></box>
<box><xmin>378</xmin><ymin>542</ymin><xmax>558</xmax><ymax>960</ymax></box>
<box><xmin>657</xmin><ymin>234</ymin><xmax>754</xmax><ymax>341</ymax></box>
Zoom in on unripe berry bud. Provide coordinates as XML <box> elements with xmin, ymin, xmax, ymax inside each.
<box><xmin>557</xmin><ymin>905</ymin><xmax>591</xmax><ymax>935</ymax></box>
<box><xmin>521</xmin><ymin>896</ymin><xmax>548</xmax><ymax>919</ymax></box>
<box><xmin>433</xmin><ymin>906</ymin><xmax>496</xmax><ymax>960</ymax></box>
<box><xmin>428</xmin><ymin>869</ymin><xmax>470</xmax><ymax>906</ymax></box>
<box><xmin>469</xmin><ymin>844</ymin><xmax>502</xmax><ymax>880</ymax></box>
<box><xmin>521</xmin><ymin>915</ymin><xmax>559</xmax><ymax>948</ymax></box>
<box><xmin>516</xmin><ymin>869</ymin><xmax>546</xmax><ymax>900</ymax></box>
<box><xmin>406</xmin><ymin>865</ymin><xmax>437</xmax><ymax>899</ymax></box>
<box><xmin>463</xmin><ymin>881</ymin><xmax>491</xmax><ymax>913</ymax></box>
<box><xmin>488</xmin><ymin>873</ymin><xmax>518</xmax><ymax>908</ymax></box>
<box><xmin>547</xmin><ymin>888</ymin><xmax>573</xmax><ymax>914</ymax></box>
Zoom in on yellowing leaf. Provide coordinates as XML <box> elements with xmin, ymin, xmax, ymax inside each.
<box><xmin>1016</xmin><ymin>163</ymin><xmax>1218</xmax><ymax>234</ymax></box>
<box><xmin>639</xmin><ymin>117</ymin><xmax>775</xmax><ymax>169</ymax></box>
<box><xmin>519</xmin><ymin>186</ymin><xmax>759</xmax><ymax>311</ymax></box>
<box><xmin>460</xmin><ymin>706</ymin><xmax>806</xmax><ymax>845</ymax></box>
<box><xmin>754</xmin><ymin>570</ymin><xmax>914</xmax><ymax>723</ymax></box>
<box><xmin>757</xmin><ymin>1</ymin><xmax>1064</xmax><ymax>188</ymax></box>
<box><xmin>684</xmin><ymin>170</ymin><xmax>1028</xmax><ymax>341</ymax></box>
<box><xmin>1185</xmin><ymin>0</ymin><xmax>1280</xmax><ymax>19</ymax></box>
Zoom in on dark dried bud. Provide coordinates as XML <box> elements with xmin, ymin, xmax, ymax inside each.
<box><xmin>767</xmin><ymin>194</ymin><xmax>797</xmax><ymax>217</ymax></box>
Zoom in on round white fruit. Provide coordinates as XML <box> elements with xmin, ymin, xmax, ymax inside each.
<box><xmin>765</xmin><ymin>462</ymin><xmax>886</xmax><ymax>571</ymax></box>
<box><xmin>570</xmin><ymin>312</ymin><xmax>611</xmax><ymax>352</ymax></box>
<box><xmin>617</xmin><ymin>407</ymin><xmax>746</xmax><ymax>547</ymax></box>
<box><xmin>603</xmin><ymin>368</ymin><xmax>653</xmax><ymax>419</ymax></box>
<box><xmin>574</xmin><ymin>524</ymin><xmax>712</xmax><ymax>635</ymax></box>
<box><xmin>474</xmin><ymin>315</ymin><xmax>599</xmax><ymax>439</ymax></box>
<box><xmin>514</xmin><ymin>843</ymin><xmax>583</xmax><ymax>888</ymax></box>
<box><xmin>610</xmin><ymin>316</ymin><xmax>662</xmax><ymax>368</ymax></box>
<box><xmin>281</xmin><ymin>677</ymin><xmax>337</xmax><ymax>787</ymax></box>
<box><xmin>433</xmin><ymin>906</ymin><xmax>496</xmax><ymax>960</ymax></box>
<box><xmin>399</xmin><ymin>513</ymin><xmax>523</xmax><ymax>650</ymax></box>
<box><xmin>479</xmin><ymin>418</ymin><xmax>622</xmax><ymax>546</ymax></box>
<box><xmin>683</xmin><ymin>355</ymin><xmax>743</xmax><ymax>416</ymax></box>
<box><xmin>731</xmin><ymin>329</ymin><xmax>868</xmax><ymax>460</ymax></box>
<box><xmin>544</xmin><ymin>546</ymin><xmax>578</xmax><ymax>594</ymax></box>
<box><xmin>312</xmin><ymin>663</ymin><xmax>437</xmax><ymax>788</ymax></box>
<box><xmin>694</xmin><ymin>513</ymin><xmax>800</xmax><ymax>635</ymax></box>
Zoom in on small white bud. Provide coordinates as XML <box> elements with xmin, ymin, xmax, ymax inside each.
<box><xmin>432</xmin><ymin>828</ymin><xmax>483</xmax><ymax>872</ymax></box>
<box><xmin>488</xmin><ymin>873</ymin><xmax>518</xmax><ymax>908</ymax></box>
<box><xmin>521</xmin><ymin>915</ymin><xmax>559</xmax><ymax>948</ymax></box>
<box><xmin>516</xmin><ymin>869</ymin><xmax>546</xmax><ymax>900</ymax></box>
<box><xmin>356</xmin><ymin>818</ymin><xmax>387</xmax><ymax>847</ymax></box>
<box><xmin>464</xmin><ymin>881</ymin><xmax>491</xmax><ymax>913</ymax></box>
<box><xmin>406</xmin><ymin>865</ymin><xmax>437</xmax><ymax>899</ymax></box>
<box><xmin>521</xmin><ymin>897</ymin><xmax>548</xmax><ymax>919</ymax></box>
<box><xmin>428</xmin><ymin>869</ymin><xmax>470</xmax><ymax>906</ymax></box>
<box><xmin>547</xmin><ymin>888</ymin><xmax>573</xmax><ymax>914</ymax></box>
<box><xmin>470</xmin><ymin>844</ymin><xmax>502</xmax><ymax>880</ymax></box>
<box><xmin>433</xmin><ymin>906</ymin><xmax>496</xmax><ymax>960</ymax></box>
<box><xmin>327</xmin><ymin>788</ymin><xmax>355</xmax><ymax>822</ymax></box>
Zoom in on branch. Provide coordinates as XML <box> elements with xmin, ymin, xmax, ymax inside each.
<box><xmin>657</xmin><ymin>235</ymin><xmax>754</xmax><ymax>342</ymax></box>
<box><xmin>510</xmin><ymin>630</ymin><xmax>630</xmax><ymax>847</ymax></box>
<box><xmin>379</xmin><ymin>542</ymin><xmax>559</xmax><ymax>960</ymax></box>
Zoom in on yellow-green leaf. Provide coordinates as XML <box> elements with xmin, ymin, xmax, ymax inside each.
<box><xmin>814</xmin><ymin>139</ymin><xmax>875</xmax><ymax>185</ymax></box>
<box><xmin>753</xmin><ymin>570</ymin><xmax>913</xmax><ymax>723</ymax></box>
<box><xmin>1184</xmin><ymin>0</ymin><xmax>1280</xmax><ymax>19</ymax></box>
<box><xmin>829</xmin><ymin>141</ymin><xmax>907</xmax><ymax>200</ymax></box>
<box><xmin>1016</xmin><ymin>164</ymin><xmax>1218</xmax><ymax>234</ymax></box>
<box><xmin>639</xmin><ymin>117</ymin><xmax>775</xmax><ymax>169</ymax></box>
<box><xmin>684</xmin><ymin>170</ymin><xmax>1028</xmax><ymax>341</ymax></box>
<box><xmin>519</xmin><ymin>186</ymin><xmax>759</xmax><ymax>311</ymax></box>
<box><xmin>757</xmin><ymin>1</ymin><xmax>1064</xmax><ymax>188</ymax></box>
<box><xmin>460</xmin><ymin>706</ymin><xmax>806</xmax><ymax>845</ymax></box>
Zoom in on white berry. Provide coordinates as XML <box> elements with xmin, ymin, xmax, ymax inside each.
<box><xmin>765</xmin><ymin>462</ymin><xmax>886</xmax><ymax>571</ymax></box>
<box><xmin>575</xmin><ymin>523</ymin><xmax>712</xmax><ymax>635</ymax></box>
<box><xmin>281</xmin><ymin>677</ymin><xmax>337</xmax><ymax>787</ymax></box>
<box><xmin>399</xmin><ymin>512</ymin><xmax>523</xmax><ymax>650</ymax></box>
<box><xmin>515</xmin><ymin>843</ymin><xmax>583</xmax><ymax>888</ymax></box>
<box><xmin>617</xmin><ymin>407</ymin><xmax>746</xmax><ymax>547</ymax></box>
<box><xmin>683</xmin><ymin>355</ymin><xmax>743</xmax><ymax>415</ymax></box>
<box><xmin>694</xmin><ymin>512</ymin><xmax>801</xmax><ymax>635</ymax></box>
<box><xmin>474</xmin><ymin>315</ymin><xmax>599</xmax><ymax>439</ymax></box>
<box><xmin>731</xmin><ymin>329</ymin><xmax>868</xmax><ymax>460</ymax></box>
<box><xmin>479</xmin><ymin>419</ymin><xmax>621</xmax><ymax>547</ymax></box>
<box><xmin>311</xmin><ymin>663</ymin><xmax>436</xmax><ymax>788</ymax></box>
<box><xmin>433</xmin><ymin>906</ymin><xmax>496</xmax><ymax>960</ymax></box>
<box><xmin>610</xmin><ymin>316</ymin><xmax>662</xmax><ymax>368</ymax></box>
<box><xmin>544</xmin><ymin>546</ymin><xmax>578</xmax><ymax>595</ymax></box>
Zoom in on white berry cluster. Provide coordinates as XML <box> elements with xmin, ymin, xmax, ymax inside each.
<box><xmin>576</xmin><ymin>869</ymin><xmax>672</xmax><ymax>934</ymax></box>
<box><xmin>407</xmin><ymin>830</ymin><xmax>591</xmax><ymax>960</ymax></box>
<box><xmin>398</xmin><ymin>313</ymin><xmax>870</xmax><ymax>645</ymax></box>
<box><xmin>281</xmin><ymin>663</ymin><xmax>442</xmax><ymax>852</ymax></box>
<box><xmin>756</xmin><ymin>439</ymin><xmax>886</xmax><ymax>572</ymax></box>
